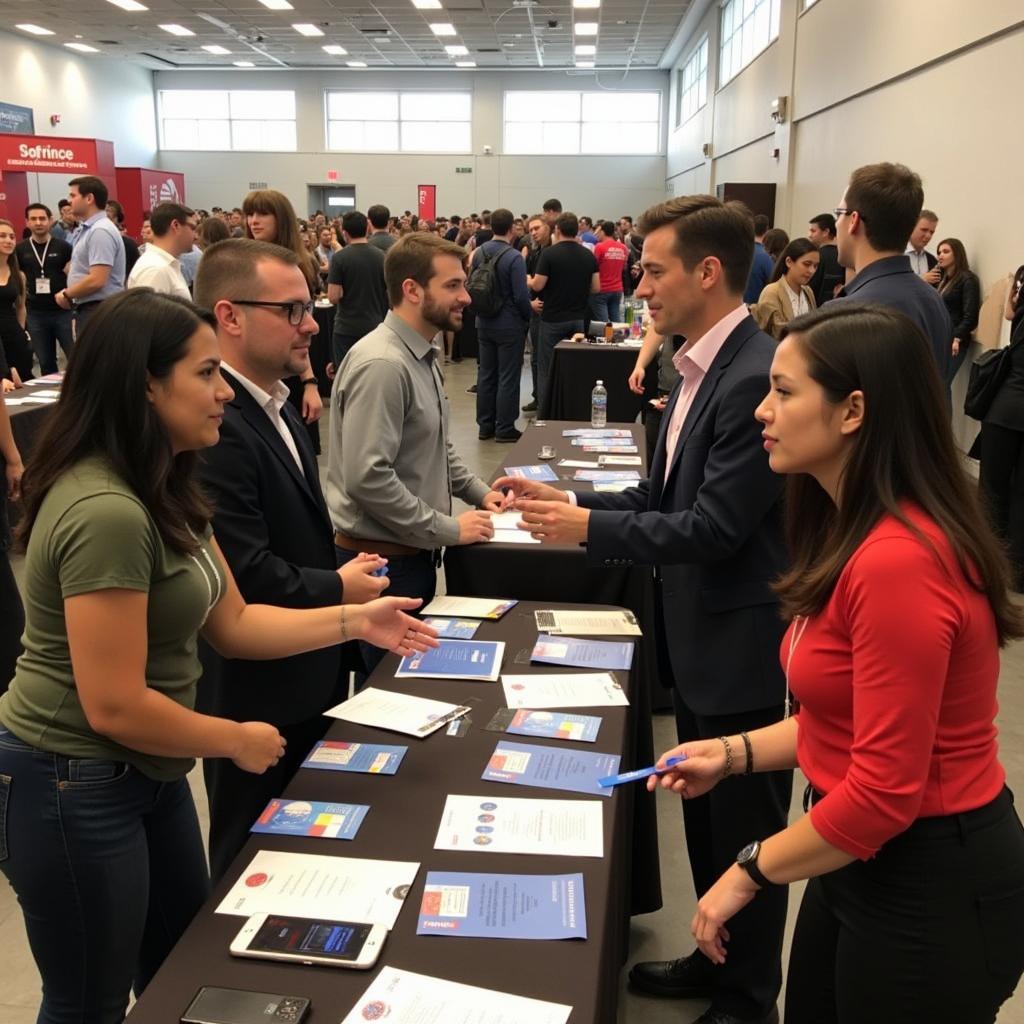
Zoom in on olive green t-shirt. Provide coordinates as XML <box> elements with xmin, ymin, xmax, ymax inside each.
<box><xmin>0</xmin><ymin>456</ymin><xmax>224</xmax><ymax>781</ymax></box>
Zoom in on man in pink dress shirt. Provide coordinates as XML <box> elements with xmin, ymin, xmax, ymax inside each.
<box><xmin>496</xmin><ymin>196</ymin><xmax>790</xmax><ymax>1024</ymax></box>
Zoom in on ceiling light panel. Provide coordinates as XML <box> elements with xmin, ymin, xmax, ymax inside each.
<box><xmin>16</xmin><ymin>23</ymin><xmax>54</xmax><ymax>35</ymax></box>
<box><xmin>65</xmin><ymin>42</ymin><xmax>100</xmax><ymax>52</ymax></box>
<box><xmin>429</xmin><ymin>23</ymin><xmax>457</xmax><ymax>36</ymax></box>
<box><xmin>257</xmin><ymin>0</ymin><xmax>293</xmax><ymax>8</ymax></box>
<box><xmin>574</xmin><ymin>43</ymin><xmax>596</xmax><ymax>55</ymax></box>
<box><xmin>574</xmin><ymin>23</ymin><xmax>599</xmax><ymax>35</ymax></box>
<box><xmin>445</xmin><ymin>44</ymin><xmax>469</xmax><ymax>56</ymax></box>
<box><xmin>159</xmin><ymin>24</ymin><xmax>194</xmax><ymax>36</ymax></box>
<box><xmin>323</xmin><ymin>45</ymin><xmax>348</xmax><ymax>55</ymax></box>
<box><xmin>202</xmin><ymin>45</ymin><xmax>231</xmax><ymax>54</ymax></box>
<box><xmin>106</xmin><ymin>0</ymin><xmax>148</xmax><ymax>10</ymax></box>
<box><xmin>412</xmin><ymin>0</ymin><xmax>443</xmax><ymax>8</ymax></box>
<box><xmin>293</xmin><ymin>23</ymin><xmax>324</xmax><ymax>37</ymax></box>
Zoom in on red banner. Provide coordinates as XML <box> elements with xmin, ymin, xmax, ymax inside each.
<box><xmin>0</xmin><ymin>134</ymin><xmax>115</xmax><ymax>176</ymax></box>
<box><xmin>418</xmin><ymin>184</ymin><xmax>436</xmax><ymax>223</ymax></box>
<box><xmin>115</xmin><ymin>167</ymin><xmax>187</xmax><ymax>238</ymax></box>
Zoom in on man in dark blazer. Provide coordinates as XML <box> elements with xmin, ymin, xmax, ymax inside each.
<box><xmin>193</xmin><ymin>238</ymin><xmax>388</xmax><ymax>881</ymax></box>
<box><xmin>831</xmin><ymin>163</ymin><xmax>952</xmax><ymax>382</ymax></box>
<box><xmin>496</xmin><ymin>196</ymin><xmax>790</xmax><ymax>1024</ymax></box>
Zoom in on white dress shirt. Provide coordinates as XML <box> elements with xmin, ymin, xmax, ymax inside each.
<box><xmin>905</xmin><ymin>246</ymin><xmax>931</xmax><ymax>277</ymax></box>
<box><xmin>126</xmin><ymin>243</ymin><xmax>191</xmax><ymax>299</ymax></box>
<box><xmin>220</xmin><ymin>361</ymin><xmax>304</xmax><ymax>474</ymax></box>
<box><xmin>782</xmin><ymin>279</ymin><xmax>810</xmax><ymax>318</ymax></box>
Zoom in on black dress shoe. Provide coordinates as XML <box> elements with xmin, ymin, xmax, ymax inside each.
<box><xmin>522</xmin><ymin>399</ymin><xmax>538</xmax><ymax>412</ymax></box>
<box><xmin>691</xmin><ymin>1006</ymin><xmax>779</xmax><ymax>1024</ymax></box>
<box><xmin>495</xmin><ymin>429</ymin><xmax>523</xmax><ymax>443</ymax></box>
<box><xmin>478</xmin><ymin>431</ymin><xmax>495</xmax><ymax>441</ymax></box>
<box><xmin>628</xmin><ymin>951</ymin><xmax>714</xmax><ymax>998</ymax></box>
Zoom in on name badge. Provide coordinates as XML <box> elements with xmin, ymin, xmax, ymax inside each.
<box><xmin>35</xmin><ymin>277</ymin><xmax>51</xmax><ymax>295</ymax></box>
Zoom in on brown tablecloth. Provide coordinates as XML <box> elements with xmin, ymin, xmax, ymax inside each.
<box><xmin>542</xmin><ymin>341</ymin><xmax>651</xmax><ymax>421</ymax></box>
<box><xmin>127</xmin><ymin>600</ymin><xmax>657</xmax><ymax>1024</ymax></box>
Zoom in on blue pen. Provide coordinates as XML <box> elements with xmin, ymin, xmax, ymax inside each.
<box><xmin>372</xmin><ymin>564</ymin><xmax>390</xmax><ymax>578</ymax></box>
<box><xmin>598</xmin><ymin>755</ymin><xmax>686</xmax><ymax>788</ymax></box>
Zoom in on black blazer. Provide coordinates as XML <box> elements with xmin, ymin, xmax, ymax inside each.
<box><xmin>196</xmin><ymin>368</ymin><xmax>346</xmax><ymax>727</ymax></box>
<box><xmin>940</xmin><ymin>271</ymin><xmax>981</xmax><ymax>343</ymax></box>
<box><xmin>808</xmin><ymin>243</ymin><xmax>845</xmax><ymax>306</ymax></box>
<box><xmin>577</xmin><ymin>315</ymin><xmax>788</xmax><ymax>716</ymax></box>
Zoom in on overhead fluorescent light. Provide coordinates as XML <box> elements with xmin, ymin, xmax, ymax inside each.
<box><xmin>65</xmin><ymin>42</ymin><xmax>100</xmax><ymax>52</ymax></box>
<box><xmin>258</xmin><ymin>0</ymin><xmax>293</xmax><ymax>8</ymax></box>
<box><xmin>347</xmin><ymin>61</ymin><xmax>368</xmax><ymax>67</ymax></box>
<box><xmin>430</xmin><ymin>22</ymin><xmax>457</xmax><ymax>36</ymax></box>
<box><xmin>17</xmin><ymin>23</ymin><xmax>55</xmax><ymax>35</ymax></box>
<box><xmin>202</xmin><ymin>44</ymin><xmax>231</xmax><ymax>54</ymax></box>
<box><xmin>574</xmin><ymin>43</ymin><xmax>596</xmax><ymax>55</ymax></box>
<box><xmin>445</xmin><ymin>44</ymin><xmax>469</xmax><ymax>56</ymax></box>
<box><xmin>159</xmin><ymin>24</ymin><xmax>194</xmax><ymax>36</ymax></box>
<box><xmin>323</xmin><ymin>44</ymin><xmax>348</xmax><ymax>55</ymax></box>
<box><xmin>575</xmin><ymin>60</ymin><xmax>595</xmax><ymax>68</ymax></box>
<box><xmin>573</xmin><ymin>0</ymin><xmax>601</xmax><ymax>7</ymax></box>
<box><xmin>293</xmin><ymin>23</ymin><xmax>324</xmax><ymax>36</ymax></box>
<box><xmin>574</xmin><ymin>22</ymin><xmax>598</xmax><ymax>35</ymax></box>
<box><xmin>233</xmin><ymin>60</ymin><xmax>255</xmax><ymax>67</ymax></box>
<box><xmin>412</xmin><ymin>0</ymin><xmax>443</xmax><ymax>8</ymax></box>
<box><xmin>105</xmin><ymin>0</ymin><xmax>148</xmax><ymax>10</ymax></box>
<box><xmin>455</xmin><ymin>61</ymin><xmax>476</xmax><ymax>67</ymax></box>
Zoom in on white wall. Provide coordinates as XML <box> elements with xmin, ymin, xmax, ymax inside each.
<box><xmin>0</xmin><ymin>30</ymin><xmax>157</xmax><ymax>206</ymax></box>
<box><xmin>152</xmin><ymin>68</ymin><xmax>669</xmax><ymax>219</ymax></box>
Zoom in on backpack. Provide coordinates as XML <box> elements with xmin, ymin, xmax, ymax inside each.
<box><xmin>466</xmin><ymin>244</ymin><xmax>514</xmax><ymax>318</ymax></box>
<box><xmin>964</xmin><ymin>318</ymin><xmax>1024</xmax><ymax>421</ymax></box>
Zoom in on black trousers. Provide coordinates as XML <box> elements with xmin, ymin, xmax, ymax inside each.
<box><xmin>203</xmin><ymin>712</ymin><xmax>334</xmax><ymax>883</ymax></box>
<box><xmin>786</xmin><ymin>787</ymin><xmax>1024</xmax><ymax>1023</ymax></box>
<box><xmin>674</xmin><ymin>696</ymin><xmax>793</xmax><ymax>1017</ymax></box>
<box><xmin>978</xmin><ymin>421</ymin><xmax>1024</xmax><ymax>586</ymax></box>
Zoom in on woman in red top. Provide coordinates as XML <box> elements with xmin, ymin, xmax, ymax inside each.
<box><xmin>651</xmin><ymin>302</ymin><xmax>1024</xmax><ymax>1022</ymax></box>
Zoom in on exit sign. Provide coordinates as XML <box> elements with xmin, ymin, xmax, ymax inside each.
<box><xmin>455</xmin><ymin>166</ymin><xmax>473</xmax><ymax>174</ymax></box>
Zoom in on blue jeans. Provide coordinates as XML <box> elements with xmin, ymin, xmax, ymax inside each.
<box><xmin>590</xmin><ymin>292</ymin><xmax>622</xmax><ymax>324</ymax></box>
<box><xmin>477</xmin><ymin>326</ymin><xmax>526</xmax><ymax>437</ymax></box>
<box><xmin>336</xmin><ymin>547</ymin><xmax>437</xmax><ymax>676</ymax></box>
<box><xmin>0</xmin><ymin>729</ymin><xmax>210</xmax><ymax>1024</ymax></box>
<box><xmin>26</xmin><ymin>308</ymin><xmax>74</xmax><ymax>376</ymax></box>
<box><xmin>537</xmin><ymin>319</ymin><xmax>584</xmax><ymax>417</ymax></box>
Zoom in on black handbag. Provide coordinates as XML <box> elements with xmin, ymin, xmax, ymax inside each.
<box><xmin>964</xmin><ymin>319</ymin><xmax>1024</xmax><ymax>421</ymax></box>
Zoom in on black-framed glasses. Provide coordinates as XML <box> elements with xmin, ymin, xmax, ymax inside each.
<box><xmin>229</xmin><ymin>299</ymin><xmax>314</xmax><ymax>325</ymax></box>
<box><xmin>833</xmin><ymin>207</ymin><xmax>863</xmax><ymax>221</ymax></box>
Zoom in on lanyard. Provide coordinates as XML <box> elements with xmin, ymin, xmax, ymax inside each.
<box><xmin>784</xmin><ymin>615</ymin><xmax>809</xmax><ymax>720</ymax></box>
<box><xmin>31</xmin><ymin>238</ymin><xmax>51</xmax><ymax>273</ymax></box>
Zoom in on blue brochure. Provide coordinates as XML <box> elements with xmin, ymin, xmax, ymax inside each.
<box><xmin>506</xmin><ymin>709</ymin><xmax>602</xmax><ymax>743</ymax></box>
<box><xmin>417</xmin><ymin>871</ymin><xmax>587</xmax><ymax>940</ymax></box>
<box><xmin>301</xmin><ymin>740</ymin><xmax>407</xmax><ymax>775</ymax></box>
<box><xmin>562</xmin><ymin>428</ymin><xmax>632</xmax><ymax>438</ymax></box>
<box><xmin>250</xmin><ymin>799</ymin><xmax>369</xmax><ymax>840</ymax></box>
<box><xmin>483</xmin><ymin>741</ymin><xmax>621</xmax><ymax>797</ymax></box>
<box><xmin>505</xmin><ymin>464</ymin><xmax>559</xmax><ymax>482</ymax></box>
<box><xmin>396</xmin><ymin>639</ymin><xmax>505</xmax><ymax>682</ymax></box>
<box><xmin>424</xmin><ymin>617</ymin><xmax>481</xmax><ymax>640</ymax></box>
<box><xmin>531</xmin><ymin>634</ymin><xmax>635</xmax><ymax>671</ymax></box>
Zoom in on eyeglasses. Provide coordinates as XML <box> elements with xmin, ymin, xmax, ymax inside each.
<box><xmin>229</xmin><ymin>299</ymin><xmax>314</xmax><ymax>325</ymax></box>
<box><xmin>833</xmin><ymin>207</ymin><xmax>863</xmax><ymax>222</ymax></box>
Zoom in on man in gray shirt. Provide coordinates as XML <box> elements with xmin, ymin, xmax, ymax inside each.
<box><xmin>366</xmin><ymin>204</ymin><xmax>396</xmax><ymax>253</ymax></box>
<box><xmin>327</xmin><ymin>232</ymin><xmax>502</xmax><ymax>671</ymax></box>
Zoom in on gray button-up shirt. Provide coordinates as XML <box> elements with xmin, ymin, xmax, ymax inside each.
<box><xmin>326</xmin><ymin>310</ymin><xmax>490</xmax><ymax>548</ymax></box>
<box><xmin>68</xmin><ymin>211</ymin><xmax>126</xmax><ymax>301</ymax></box>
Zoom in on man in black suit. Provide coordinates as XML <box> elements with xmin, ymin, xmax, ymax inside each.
<box><xmin>193</xmin><ymin>238</ymin><xmax>388</xmax><ymax>881</ymax></box>
<box><xmin>496</xmin><ymin>196</ymin><xmax>790</xmax><ymax>1024</ymax></box>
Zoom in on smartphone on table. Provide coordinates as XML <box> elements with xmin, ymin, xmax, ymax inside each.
<box><xmin>181</xmin><ymin>986</ymin><xmax>310</xmax><ymax>1024</ymax></box>
<box><xmin>229</xmin><ymin>913</ymin><xmax>386</xmax><ymax>970</ymax></box>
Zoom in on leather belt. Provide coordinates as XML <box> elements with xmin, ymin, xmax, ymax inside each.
<box><xmin>334</xmin><ymin>532</ymin><xmax>422</xmax><ymax>557</ymax></box>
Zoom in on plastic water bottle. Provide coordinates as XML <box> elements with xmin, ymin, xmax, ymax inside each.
<box><xmin>591</xmin><ymin>380</ymin><xmax>608</xmax><ymax>428</ymax></box>
<box><xmin>630</xmin><ymin>299</ymin><xmax>644</xmax><ymax>339</ymax></box>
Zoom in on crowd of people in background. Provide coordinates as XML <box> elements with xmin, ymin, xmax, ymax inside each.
<box><xmin>0</xmin><ymin>162</ymin><xmax>1023</xmax><ymax>1024</ymax></box>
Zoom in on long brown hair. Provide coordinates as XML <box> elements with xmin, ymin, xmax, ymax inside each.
<box><xmin>16</xmin><ymin>290</ymin><xmax>216</xmax><ymax>556</ymax></box>
<box><xmin>242</xmin><ymin>189</ymin><xmax>319</xmax><ymax>295</ymax></box>
<box><xmin>774</xmin><ymin>302</ymin><xmax>1024</xmax><ymax>645</ymax></box>
<box><xmin>936</xmin><ymin>236</ymin><xmax>970</xmax><ymax>295</ymax></box>
<box><xmin>0</xmin><ymin>219</ymin><xmax>26</xmax><ymax>304</ymax></box>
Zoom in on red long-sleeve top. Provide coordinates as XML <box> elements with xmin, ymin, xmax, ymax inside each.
<box><xmin>787</xmin><ymin>506</ymin><xmax>1006</xmax><ymax>860</ymax></box>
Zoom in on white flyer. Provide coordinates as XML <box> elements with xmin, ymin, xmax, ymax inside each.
<box><xmin>533</xmin><ymin>609</ymin><xmax>642</xmax><ymax>635</ymax></box>
<box><xmin>341</xmin><ymin>966</ymin><xmax>572</xmax><ymax>1024</ymax></box>
<box><xmin>422</xmin><ymin>596</ymin><xmax>517</xmax><ymax>620</ymax></box>
<box><xmin>490</xmin><ymin>530</ymin><xmax>541</xmax><ymax>545</ymax></box>
<box><xmin>434</xmin><ymin>794</ymin><xmax>604</xmax><ymax>858</ymax></box>
<box><xmin>324</xmin><ymin>687</ymin><xmax>470</xmax><ymax>738</ymax></box>
<box><xmin>502</xmin><ymin>672</ymin><xmax>629</xmax><ymax>709</ymax></box>
<box><xmin>215</xmin><ymin>850</ymin><xmax>419</xmax><ymax>928</ymax></box>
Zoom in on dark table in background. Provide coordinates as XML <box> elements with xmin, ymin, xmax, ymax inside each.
<box><xmin>542</xmin><ymin>340</ymin><xmax>655</xmax><ymax>422</ymax></box>
<box><xmin>128</xmin><ymin>601</ymin><xmax>658</xmax><ymax>1024</ymax></box>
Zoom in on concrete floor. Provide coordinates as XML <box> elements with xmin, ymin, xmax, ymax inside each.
<box><xmin>1</xmin><ymin>354</ymin><xmax>1021</xmax><ymax>1022</ymax></box>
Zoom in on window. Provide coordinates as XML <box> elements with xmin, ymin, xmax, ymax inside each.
<box><xmin>676</xmin><ymin>36</ymin><xmax>708</xmax><ymax>127</ymax></box>
<box><xmin>325</xmin><ymin>91</ymin><xmax>471</xmax><ymax>152</ymax></box>
<box><xmin>719</xmin><ymin>0</ymin><xmax>781</xmax><ymax>87</ymax></box>
<box><xmin>159</xmin><ymin>90</ymin><xmax>296</xmax><ymax>151</ymax></box>
<box><xmin>503</xmin><ymin>90</ymin><xmax>661</xmax><ymax>155</ymax></box>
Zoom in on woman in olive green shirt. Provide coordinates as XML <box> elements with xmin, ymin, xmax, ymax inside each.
<box><xmin>0</xmin><ymin>289</ymin><xmax>437</xmax><ymax>1024</ymax></box>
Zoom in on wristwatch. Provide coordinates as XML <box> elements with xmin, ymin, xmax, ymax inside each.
<box><xmin>301</xmin><ymin>376</ymin><xmax>318</xmax><ymax>387</ymax></box>
<box><xmin>736</xmin><ymin>840</ymin><xmax>778</xmax><ymax>889</ymax></box>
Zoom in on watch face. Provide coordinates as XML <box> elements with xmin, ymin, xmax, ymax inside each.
<box><xmin>737</xmin><ymin>841</ymin><xmax>759</xmax><ymax>865</ymax></box>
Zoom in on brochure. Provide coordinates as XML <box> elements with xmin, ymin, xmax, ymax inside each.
<box><xmin>483</xmin><ymin>741</ymin><xmax>621</xmax><ymax>798</ymax></box>
<box><xmin>571</xmin><ymin>435</ymin><xmax>635</xmax><ymax>447</ymax></box>
<box><xmin>250</xmin><ymin>799</ymin><xmax>369</xmax><ymax>840</ymax></box>
<box><xmin>504</xmin><ymin>464</ymin><xmax>559</xmax><ymax>481</ymax></box>
<box><xmin>580</xmin><ymin>444</ymin><xmax>639</xmax><ymax>454</ymax></box>
<box><xmin>531</xmin><ymin>634</ymin><xmax>635</xmax><ymax>670</ymax></box>
<box><xmin>422</xmin><ymin>596</ymin><xmax>518</xmax><ymax>620</ymax></box>
<box><xmin>395</xmin><ymin>640</ymin><xmax>505</xmax><ymax>682</ymax></box>
<box><xmin>598</xmin><ymin>455</ymin><xmax>642</xmax><ymax>466</ymax></box>
<box><xmin>594</xmin><ymin>481</ymin><xmax>634</xmax><ymax>493</ymax></box>
<box><xmin>487</xmin><ymin>708</ymin><xmax>602</xmax><ymax>743</ymax></box>
<box><xmin>533</xmin><ymin>608</ymin><xmax>642</xmax><ymax>635</ymax></box>
<box><xmin>325</xmin><ymin>688</ymin><xmax>471</xmax><ymax>738</ymax></box>
<box><xmin>423</xmin><ymin>617</ymin><xmax>481</xmax><ymax>640</ymax></box>
<box><xmin>301</xmin><ymin>740</ymin><xmax>407</xmax><ymax>775</ymax></box>
<box><xmin>417</xmin><ymin>871</ymin><xmax>587</xmax><ymax>940</ymax></box>
<box><xmin>501</xmin><ymin>673</ymin><xmax>629</xmax><ymax>710</ymax></box>
<box><xmin>573</xmin><ymin>470</ymin><xmax>641</xmax><ymax>482</ymax></box>
<box><xmin>562</xmin><ymin>428</ymin><xmax>632</xmax><ymax>437</ymax></box>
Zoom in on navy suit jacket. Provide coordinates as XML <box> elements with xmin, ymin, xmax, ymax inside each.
<box><xmin>577</xmin><ymin>315</ymin><xmax>788</xmax><ymax>716</ymax></box>
<box><xmin>196</xmin><ymin>368</ymin><xmax>347</xmax><ymax>727</ymax></box>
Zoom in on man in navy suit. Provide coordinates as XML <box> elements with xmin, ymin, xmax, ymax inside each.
<box><xmin>193</xmin><ymin>239</ymin><xmax>389</xmax><ymax>881</ymax></box>
<box><xmin>495</xmin><ymin>196</ymin><xmax>791</xmax><ymax>1024</ymax></box>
